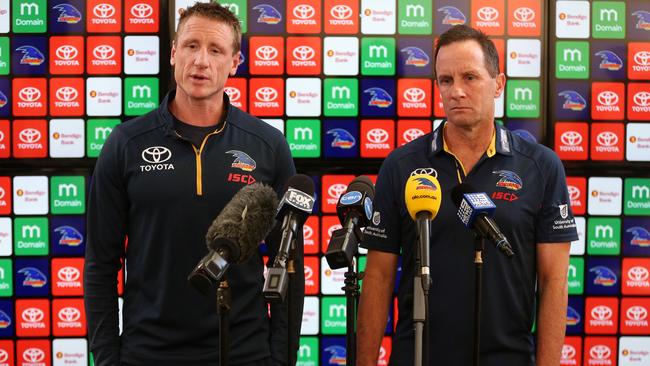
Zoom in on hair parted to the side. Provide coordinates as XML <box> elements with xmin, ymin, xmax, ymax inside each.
<box><xmin>176</xmin><ymin>2</ymin><xmax>242</xmax><ymax>54</ymax></box>
<box><xmin>433</xmin><ymin>25</ymin><xmax>500</xmax><ymax>80</ymax></box>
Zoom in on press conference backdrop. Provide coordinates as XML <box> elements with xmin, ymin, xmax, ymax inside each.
<box><xmin>0</xmin><ymin>0</ymin><xmax>647</xmax><ymax>365</ymax></box>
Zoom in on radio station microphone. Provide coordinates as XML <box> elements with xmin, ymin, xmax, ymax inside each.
<box><xmin>325</xmin><ymin>176</ymin><xmax>375</xmax><ymax>270</ymax></box>
<box><xmin>263</xmin><ymin>174</ymin><xmax>315</xmax><ymax>302</ymax></box>
<box><xmin>451</xmin><ymin>183</ymin><xmax>515</xmax><ymax>257</ymax></box>
<box><xmin>188</xmin><ymin>183</ymin><xmax>279</xmax><ymax>295</ymax></box>
<box><xmin>404</xmin><ymin>173</ymin><xmax>442</xmax><ymax>292</ymax></box>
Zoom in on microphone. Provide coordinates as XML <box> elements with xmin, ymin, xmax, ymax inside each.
<box><xmin>188</xmin><ymin>183</ymin><xmax>279</xmax><ymax>295</ymax></box>
<box><xmin>404</xmin><ymin>173</ymin><xmax>442</xmax><ymax>292</ymax></box>
<box><xmin>325</xmin><ymin>175</ymin><xmax>375</xmax><ymax>270</ymax></box>
<box><xmin>263</xmin><ymin>174</ymin><xmax>315</xmax><ymax>302</ymax></box>
<box><xmin>451</xmin><ymin>183</ymin><xmax>515</xmax><ymax>257</ymax></box>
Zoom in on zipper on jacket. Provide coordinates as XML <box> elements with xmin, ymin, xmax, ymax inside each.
<box><xmin>175</xmin><ymin>122</ymin><xmax>227</xmax><ymax>196</ymax></box>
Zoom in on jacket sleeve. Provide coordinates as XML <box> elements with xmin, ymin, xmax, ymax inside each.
<box><xmin>84</xmin><ymin>127</ymin><xmax>128</xmax><ymax>366</ymax></box>
<box><xmin>267</xmin><ymin>138</ymin><xmax>304</xmax><ymax>366</ymax></box>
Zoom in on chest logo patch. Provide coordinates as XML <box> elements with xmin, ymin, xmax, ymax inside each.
<box><xmin>226</xmin><ymin>150</ymin><xmax>257</xmax><ymax>172</ymax></box>
<box><xmin>492</xmin><ymin>170</ymin><xmax>523</xmax><ymax>191</ymax></box>
<box><xmin>410</xmin><ymin>168</ymin><xmax>438</xmax><ymax>178</ymax></box>
<box><xmin>140</xmin><ymin>146</ymin><xmax>174</xmax><ymax>172</ymax></box>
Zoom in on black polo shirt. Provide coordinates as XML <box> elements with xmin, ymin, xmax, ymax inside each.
<box><xmin>362</xmin><ymin>121</ymin><xmax>578</xmax><ymax>366</ymax></box>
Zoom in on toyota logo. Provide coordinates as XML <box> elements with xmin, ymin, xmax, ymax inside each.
<box><xmin>22</xmin><ymin>308</ymin><xmax>44</xmax><ymax>323</ymax></box>
<box><xmin>597</xmin><ymin>91</ymin><xmax>619</xmax><ymax>106</ymax></box>
<box><xmin>303</xmin><ymin>225</ymin><xmax>313</xmax><ymax>239</ymax></box>
<box><xmin>327</xmin><ymin>224</ymin><xmax>342</xmax><ymax>237</ymax></box>
<box><xmin>131</xmin><ymin>3</ymin><xmax>153</xmax><ymax>18</ymax></box>
<box><xmin>568</xmin><ymin>186</ymin><xmax>580</xmax><ymax>200</ymax></box>
<box><xmin>404</xmin><ymin>88</ymin><xmax>426</xmax><ymax>102</ymax></box>
<box><xmin>627</xmin><ymin>306</ymin><xmax>648</xmax><ymax>321</ymax></box>
<box><xmin>0</xmin><ymin>131</ymin><xmax>3</xmax><ymax>142</ymax></box>
<box><xmin>304</xmin><ymin>266</ymin><xmax>313</xmax><ymax>280</ymax></box>
<box><xmin>331</xmin><ymin>5</ymin><xmax>353</xmax><ymax>20</ymax></box>
<box><xmin>23</xmin><ymin>348</ymin><xmax>45</xmax><ymax>363</ymax></box>
<box><xmin>0</xmin><ymin>188</ymin><xmax>4</xmax><ymax>200</ymax></box>
<box><xmin>328</xmin><ymin>184</ymin><xmax>347</xmax><ymax>199</ymax></box>
<box><xmin>367</xmin><ymin>128</ymin><xmax>389</xmax><ymax>143</ymax></box>
<box><xmin>58</xmin><ymin>266</ymin><xmax>80</xmax><ymax>282</ymax></box>
<box><xmin>635</xmin><ymin>51</ymin><xmax>650</xmax><ymax>66</ymax></box>
<box><xmin>410</xmin><ymin>168</ymin><xmax>438</xmax><ymax>178</ymax></box>
<box><xmin>596</xmin><ymin>131</ymin><xmax>618</xmax><ymax>147</ymax></box>
<box><xmin>633</xmin><ymin>91</ymin><xmax>650</xmax><ymax>107</ymax></box>
<box><xmin>256</xmin><ymin>87</ymin><xmax>278</xmax><ymax>102</ymax></box>
<box><xmin>256</xmin><ymin>46</ymin><xmax>278</xmax><ymax>61</ymax></box>
<box><xmin>293</xmin><ymin>4</ymin><xmax>315</xmax><ymax>19</ymax></box>
<box><xmin>0</xmin><ymin>350</ymin><xmax>7</xmax><ymax>363</ymax></box>
<box><xmin>293</xmin><ymin>46</ymin><xmax>315</xmax><ymax>61</ymax></box>
<box><xmin>142</xmin><ymin>146</ymin><xmax>172</xmax><ymax>164</ymax></box>
<box><xmin>378</xmin><ymin>347</ymin><xmax>386</xmax><ymax>359</ymax></box>
<box><xmin>56</xmin><ymin>87</ymin><xmax>78</xmax><ymax>102</ymax></box>
<box><xmin>19</xmin><ymin>87</ymin><xmax>41</xmax><ymax>102</ymax></box>
<box><xmin>56</xmin><ymin>45</ymin><xmax>78</xmax><ymax>60</ymax></box>
<box><xmin>591</xmin><ymin>306</ymin><xmax>612</xmax><ymax>320</ymax></box>
<box><xmin>514</xmin><ymin>7</ymin><xmax>535</xmax><ymax>22</ymax></box>
<box><xmin>94</xmin><ymin>45</ymin><xmax>115</xmax><ymax>60</ymax></box>
<box><xmin>403</xmin><ymin>128</ymin><xmax>425</xmax><ymax>142</ymax></box>
<box><xmin>19</xmin><ymin>128</ymin><xmax>41</xmax><ymax>143</ymax></box>
<box><xmin>224</xmin><ymin>87</ymin><xmax>241</xmax><ymax>102</ymax></box>
<box><xmin>628</xmin><ymin>266</ymin><xmax>649</xmax><ymax>281</ymax></box>
<box><xmin>59</xmin><ymin>307</ymin><xmax>81</xmax><ymax>322</ymax></box>
<box><xmin>94</xmin><ymin>3</ymin><xmax>115</xmax><ymax>18</ymax></box>
<box><xmin>477</xmin><ymin>7</ymin><xmax>499</xmax><ymax>21</ymax></box>
<box><xmin>561</xmin><ymin>345</ymin><xmax>576</xmax><ymax>360</ymax></box>
<box><xmin>560</xmin><ymin>131</ymin><xmax>582</xmax><ymax>146</ymax></box>
<box><xmin>589</xmin><ymin>345</ymin><xmax>611</xmax><ymax>360</ymax></box>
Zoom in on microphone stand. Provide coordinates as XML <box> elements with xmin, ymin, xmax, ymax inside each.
<box><xmin>343</xmin><ymin>260</ymin><xmax>360</xmax><ymax>366</ymax></box>
<box><xmin>472</xmin><ymin>235</ymin><xmax>485</xmax><ymax>366</ymax></box>
<box><xmin>413</xmin><ymin>218</ymin><xmax>430</xmax><ymax>366</ymax></box>
<box><xmin>217</xmin><ymin>278</ymin><xmax>231</xmax><ymax>366</ymax></box>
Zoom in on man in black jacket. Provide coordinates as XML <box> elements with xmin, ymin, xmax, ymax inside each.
<box><xmin>84</xmin><ymin>3</ymin><xmax>303</xmax><ymax>365</ymax></box>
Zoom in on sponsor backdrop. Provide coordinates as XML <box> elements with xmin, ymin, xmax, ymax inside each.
<box><xmin>0</xmin><ymin>0</ymin><xmax>647</xmax><ymax>365</ymax></box>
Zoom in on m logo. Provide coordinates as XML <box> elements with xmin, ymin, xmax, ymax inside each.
<box><xmin>293</xmin><ymin>127</ymin><xmax>313</xmax><ymax>140</ymax></box>
<box><xmin>58</xmin><ymin>184</ymin><xmax>78</xmax><ymax>197</ymax></box>
<box><xmin>477</xmin><ymin>7</ymin><xmax>499</xmax><ymax>21</ymax></box>
<box><xmin>56</xmin><ymin>87</ymin><xmax>78</xmax><ymax>102</ymax></box>
<box><xmin>142</xmin><ymin>146</ymin><xmax>172</xmax><ymax>164</ymax></box>
<box><xmin>598</xmin><ymin>91</ymin><xmax>619</xmax><ymax>106</ymax></box>
<box><xmin>627</xmin><ymin>306</ymin><xmax>648</xmax><ymax>321</ymax></box>
<box><xmin>628</xmin><ymin>266</ymin><xmax>649</xmax><ymax>281</ymax></box>
<box><xmin>224</xmin><ymin>87</ymin><xmax>241</xmax><ymax>102</ymax></box>
<box><xmin>22</xmin><ymin>348</ymin><xmax>45</xmax><ymax>363</ymax></box>
<box><xmin>58</xmin><ymin>266</ymin><xmax>80</xmax><ymax>282</ymax></box>
<box><xmin>404</xmin><ymin>88</ymin><xmax>426</xmax><ymax>102</ymax></box>
<box><xmin>591</xmin><ymin>306</ymin><xmax>613</xmax><ymax>320</ymax></box>
<box><xmin>56</xmin><ymin>45</ymin><xmax>78</xmax><ymax>60</ymax></box>
<box><xmin>369</xmin><ymin>45</ymin><xmax>388</xmax><ymax>59</ymax></box>
<box><xmin>561</xmin><ymin>345</ymin><xmax>576</xmax><ymax>360</ymax></box>
<box><xmin>293</xmin><ymin>46</ymin><xmax>315</xmax><ymax>61</ymax></box>
<box><xmin>568</xmin><ymin>264</ymin><xmax>577</xmax><ymax>278</ymax></box>
<box><xmin>94</xmin><ymin>3</ymin><xmax>115</xmax><ymax>18</ymax></box>
<box><xmin>563</xmin><ymin>49</ymin><xmax>582</xmax><ymax>62</ymax></box>
<box><xmin>256</xmin><ymin>46</ymin><xmax>278</xmax><ymax>61</ymax></box>
<box><xmin>256</xmin><ymin>87</ymin><xmax>278</xmax><ymax>102</ymax></box>
<box><xmin>331</xmin><ymin>86</ymin><xmax>350</xmax><ymax>100</ymax></box>
<box><xmin>367</xmin><ymin>128</ymin><xmax>389</xmax><ymax>143</ymax></box>
<box><xmin>94</xmin><ymin>127</ymin><xmax>113</xmax><ymax>140</ymax></box>
<box><xmin>561</xmin><ymin>131</ymin><xmax>582</xmax><ymax>146</ymax></box>
<box><xmin>596</xmin><ymin>131</ymin><xmax>618</xmax><ymax>147</ymax></box>
<box><xmin>635</xmin><ymin>51</ymin><xmax>650</xmax><ymax>66</ymax></box>
<box><xmin>403</xmin><ymin>128</ymin><xmax>424</xmax><ymax>142</ymax></box>
<box><xmin>19</xmin><ymin>87</ymin><xmax>41</xmax><ymax>102</ymax></box>
<box><xmin>58</xmin><ymin>307</ymin><xmax>81</xmax><ymax>322</ymax></box>
<box><xmin>595</xmin><ymin>225</ymin><xmax>614</xmax><ymax>238</ymax></box>
<box><xmin>131</xmin><ymin>3</ymin><xmax>153</xmax><ymax>18</ymax></box>
<box><xmin>514</xmin><ymin>88</ymin><xmax>532</xmax><ymax>101</ymax></box>
<box><xmin>331</xmin><ymin>5</ymin><xmax>353</xmax><ymax>20</ymax></box>
<box><xmin>632</xmin><ymin>185</ymin><xmax>650</xmax><ymax>199</ymax></box>
<box><xmin>328</xmin><ymin>184</ymin><xmax>347</xmax><ymax>199</ymax></box>
<box><xmin>599</xmin><ymin>8</ymin><xmax>618</xmax><ymax>22</ymax></box>
<box><xmin>298</xmin><ymin>344</ymin><xmax>311</xmax><ymax>358</ymax></box>
<box><xmin>22</xmin><ymin>308</ymin><xmax>44</xmax><ymax>323</ymax></box>
<box><xmin>93</xmin><ymin>45</ymin><xmax>115</xmax><ymax>60</ymax></box>
<box><xmin>132</xmin><ymin>85</ymin><xmax>151</xmax><ymax>99</ymax></box>
<box><xmin>21</xmin><ymin>225</ymin><xmax>41</xmax><ymax>238</ymax></box>
<box><xmin>19</xmin><ymin>128</ymin><xmax>41</xmax><ymax>143</ymax></box>
<box><xmin>634</xmin><ymin>92</ymin><xmax>650</xmax><ymax>107</ymax></box>
<box><xmin>293</xmin><ymin>4</ymin><xmax>315</xmax><ymax>19</ymax></box>
<box><xmin>20</xmin><ymin>3</ymin><xmax>39</xmax><ymax>16</ymax></box>
<box><xmin>406</xmin><ymin>5</ymin><xmax>425</xmax><ymax>17</ymax></box>
<box><xmin>514</xmin><ymin>7</ymin><xmax>535</xmax><ymax>22</ymax></box>
<box><xmin>329</xmin><ymin>304</ymin><xmax>346</xmax><ymax>317</ymax></box>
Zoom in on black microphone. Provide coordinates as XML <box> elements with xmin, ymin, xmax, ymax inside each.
<box><xmin>451</xmin><ymin>183</ymin><xmax>515</xmax><ymax>257</ymax></box>
<box><xmin>263</xmin><ymin>174</ymin><xmax>315</xmax><ymax>301</ymax></box>
<box><xmin>325</xmin><ymin>176</ymin><xmax>375</xmax><ymax>270</ymax></box>
<box><xmin>188</xmin><ymin>183</ymin><xmax>279</xmax><ymax>295</ymax></box>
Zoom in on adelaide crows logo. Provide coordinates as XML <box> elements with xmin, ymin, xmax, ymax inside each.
<box><xmin>53</xmin><ymin>3</ymin><xmax>83</xmax><ymax>24</ymax></box>
<box><xmin>590</xmin><ymin>266</ymin><xmax>617</xmax><ymax>286</ymax></box>
<box><xmin>54</xmin><ymin>226</ymin><xmax>83</xmax><ymax>246</ymax></box>
<box><xmin>401</xmin><ymin>47</ymin><xmax>430</xmax><ymax>67</ymax></box>
<box><xmin>364</xmin><ymin>87</ymin><xmax>393</xmax><ymax>108</ymax></box>
<box><xmin>0</xmin><ymin>310</ymin><xmax>10</xmax><ymax>328</ymax></box>
<box><xmin>415</xmin><ymin>177</ymin><xmax>437</xmax><ymax>191</ymax></box>
<box><xmin>0</xmin><ymin>91</ymin><xmax>7</xmax><ymax>108</ymax></box>
<box><xmin>226</xmin><ymin>150</ymin><xmax>256</xmax><ymax>172</ymax></box>
<box><xmin>492</xmin><ymin>170</ymin><xmax>523</xmax><ymax>191</ymax></box>
<box><xmin>438</xmin><ymin>6</ymin><xmax>466</xmax><ymax>25</ymax></box>
<box><xmin>18</xmin><ymin>267</ymin><xmax>47</xmax><ymax>288</ymax></box>
<box><xmin>558</xmin><ymin>90</ymin><xmax>587</xmax><ymax>111</ymax></box>
<box><xmin>324</xmin><ymin>345</ymin><xmax>346</xmax><ymax>365</ymax></box>
<box><xmin>632</xmin><ymin>11</ymin><xmax>650</xmax><ymax>31</ymax></box>
<box><xmin>253</xmin><ymin>4</ymin><xmax>282</xmax><ymax>24</ymax></box>
<box><xmin>326</xmin><ymin>128</ymin><xmax>355</xmax><ymax>149</ymax></box>
<box><xmin>15</xmin><ymin>46</ymin><xmax>45</xmax><ymax>66</ymax></box>
<box><xmin>595</xmin><ymin>50</ymin><xmax>623</xmax><ymax>71</ymax></box>
<box><xmin>567</xmin><ymin>306</ymin><xmax>581</xmax><ymax>326</ymax></box>
<box><xmin>627</xmin><ymin>227</ymin><xmax>650</xmax><ymax>247</ymax></box>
